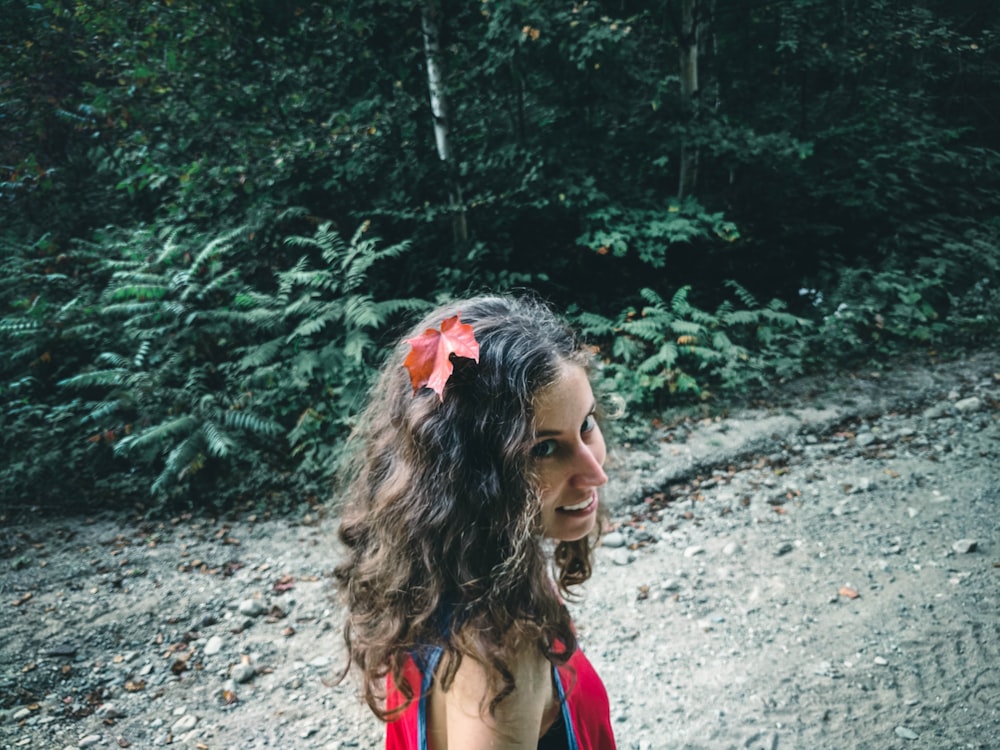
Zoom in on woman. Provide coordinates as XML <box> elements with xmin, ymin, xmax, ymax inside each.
<box><xmin>335</xmin><ymin>294</ymin><xmax>616</xmax><ymax>749</ymax></box>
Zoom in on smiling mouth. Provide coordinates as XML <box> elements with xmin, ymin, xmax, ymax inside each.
<box><xmin>559</xmin><ymin>493</ymin><xmax>597</xmax><ymax>513</ymax></box>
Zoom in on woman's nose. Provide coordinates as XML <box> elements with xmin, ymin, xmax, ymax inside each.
<box><xmin>571</xmin><ymin>443</ymin><xmax>608</xmax><ymax>488</ymax></box>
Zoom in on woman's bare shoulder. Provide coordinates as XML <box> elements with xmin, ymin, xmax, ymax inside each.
<box><xmin>428</xmin><ymin>646</ymin><xmax>554</xmax><ymax>750</ymax></box>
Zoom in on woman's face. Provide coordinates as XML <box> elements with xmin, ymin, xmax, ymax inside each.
<box><xmin>531</xmin><ymin>364</ymin><xmax>608</xmax><ymax>541</ymax></box>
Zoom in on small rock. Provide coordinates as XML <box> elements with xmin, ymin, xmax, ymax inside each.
<box><xmin>12</xmin><ymin>707</ymin><xmax>32</xmax><ymax>721</ymax></box>
<box><xmin>77</xmin><ymin>736</ymin><xmax>101</xmax><ymax>748</ymax></box>
<box><xmin>857</xmin><ymin>477</ymin><xmax>873</xmax><ymax>492</ymax></box>
<box><xmin>171</xmin><ymin>714</ymin><xmax>198</xmax><ymax>732</ymax></box>
<box><xmin>203</xmin><ymin>635</ymin><xmax>225</xmax><ymax>657</ymax></box>
<box><xmin>238</xmin><ymin>598</ymin><xmax>267</xmax><ymax>617</ymax></box>
<box><xmin>601</xmin><ymin>532</ymin><xmax>626</xmax><ymax>549</ymax></box>
<box><xmin>873</xmin><ymin>656</ymin><xmax>888</xmax><ymax>666</ymax></box>
<box><xmin>231</xmin><ymin>662</ymin><xmax>256</xmax><ymax>684</ymax></box>
<box><xmin>954</xmin><ymin>396</ymin><xmax>982</xmax><ymax>413</ymax></box>
<box><xmin>855</xmin><ymin>433</ymin><xmax>877</xmax><ymax>447</ymax></box>
<box><xmin>722</xmin><ymin>541</ymin><xmax>741</xmax><ymax>556</ymax></box>
<box><xmin>97</xmin><ymin>702</ymin><xmax>125</xmax><ymax>720</ymax></box>
<box><xmin>894</xmin><ymin>725</ymin><xmax>919</xmax><ymax>740</ymax></box>
<box><xmin>683</xmin><ymin>545</ymin><xmax>705</xmax><ymax>558</ymax></box>
<box><xmin>952</xmin><ymin>539</ymin><xmax>978</xmax><ymax>554</ymax></box>
<box><xmin>609</xmin><ymin>548</ymin><xmax>634</xmax><ymax>566</ymax></box>
<box><xmin>774</xmin><ymin>541</ymin><xmax>795</xmax><ymax>557</ymax></box>
<box><xmin>922</xmin><ymin>403</ymin><xmax>950</xmax><ymax>419</ymax></box>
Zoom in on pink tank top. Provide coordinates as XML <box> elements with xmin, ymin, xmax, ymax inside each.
<box><xmin>384</xmin><ymin>642</ymin><xmax>616</xmax><ymax>749</ymax></box>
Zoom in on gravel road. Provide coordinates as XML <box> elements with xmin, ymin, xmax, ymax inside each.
<box><xmin>2</xmin><ymin>351</ymin><xmax>998</xmax><ymax>749</ymax></box>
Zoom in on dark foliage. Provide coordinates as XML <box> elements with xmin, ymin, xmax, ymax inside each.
<box><xmin>2</xmin><ymin>0</ymin><xmax>998</xmax><ymax>513</ymax></box>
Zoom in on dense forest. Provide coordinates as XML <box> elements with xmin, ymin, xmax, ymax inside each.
<box><xmin>2</xmin><ymin>0</ymin><xmax>998</xmax><ymax>512</ymax></box>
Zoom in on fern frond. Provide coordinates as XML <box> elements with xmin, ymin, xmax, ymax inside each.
<box><xmin>639</xmin><ymin>288</ymin><xmax>667</xmax><ymax>309</ymax></box>
<box><xmin>0</xmin><ymin>319</ymin><xmax>41</xmax><ymax>334</ymax></box>
<box><xmin>670</xmin><ymin>319</ymin><xmax>704</xmax><ymax>336</ymax></box>
<box><xmin>101</xmin><ymin>301</ymin><xmax>164</xmax><ymax>318</ymax></box>
<box><xmin>724</xmin><ymin>280</ymin><xmax>760</xmax><ymax>308</ymax></box>
<box><xmin>343</xmin><ymin>237</ymin><xmax>411</xmax><ymax>293</ymax></box>
<box><xmin>223</xmin><ymin>410</ymin><xmax>282</xmax><ymax>436</ymax></box>
<box><xmin>283</xmin><ymin>292</ymin><xmax>324</xmax><ymax>318</ymax></box>
<box><xmin>95</xmin><ymin>351</ymin><xmax>131</xmax><ymax>369</ymax></box>
<box><xmin>345</xmin><ymin>294</ymin><xmax>382</xmax><ymax>329</ymax></box>
<box><xmin>624</xmin><ymin>318</ymin><xmax>669</xmax><ymax>342</ymax></box>
<box><xmin>344</xmin><ymin>330</ymin><xmax>373</xmax><ymax>363</ymax></box>
<box><xmin>59</xmin><ymin>368</ymin><xmax>131</xmax><ymax>389</ymax></box>
<box><xmin>711</xmin><ymin>331</ymin><xmax>737</xmax><ymax>353</ymax></box>
<box><xmin>108</xmin><ymin>272</ymin><xmax>166</xmax><ymax>286</ymax></box>
<box><xmin>276</xmin><ymin>206</ymin><xmax>310</xmax><ymax>223</ymax></box>
<box><xmin>115</xmin><ymin>415</ymin><xmax>199</xmax><ymax>456</ymax></box>
<box><xmin>570</xmin><ymin>311</ymin><xmax>616</xmax><ymax>337</ymax></box>
<box><xmin>133</xmin><ymin>340</ymin><xmax>151</xmax><ymax>369</ymax></box>
<box><xmin>288</xmin><ymin>308</ymin><xmax>340</xmax><ymax>341</ymax></box>
<box><xmin>106</xmin><ymin>285</ymin><xmax>170</xmax><ymax>302</ymax></box>
<box><xmin>235</xmin><ymin>338</ymin><xmax>284</xmax><ymax>370</ymax></box>
<box><xmin>670</xmin><ymin>286</ymin><xmax>693</xmax><ymax>314</ymax></box>
<box><xmin>283</xmin><ymin>235</ymin><xmax>324</xmax><ymax>251</ymax></box>
<box><xmin>202</xmin><ymin>420</ymin><xmax>236</xmax><ymax>457</ymax></box>
<box><xmin>374</xmin><ymin>297</ymin><xmax>430</xmax><ymax>318</ymax></box>
<box><xmin>612</xmin><ymin>335</ymin><xmax>643</xmax><ymax>362</ymax></box>
<box><xmin>84</xmin><ymin>399</ymin><xmax>125</xmax><ymax>423</ymax></box>
<box><xmin>189</xmin><ymin>226</ymin><xmax>244</xmax><ymax>278</ymax></box>
<box><xmin>722</xmin><ymin>309</ymin><xmax>759</xmax><ymax>326</ymax></box>
<box><xmin>199</xmin><ymin>267</ymin><xmax>241</xmax><ymax>297</ymax></box>
<box><xmin>183</xmin><ymin>366</ymin><xmax>213</xmax><ymax>399</ymax></box>
<box><xmin>152</xmin><ymin>434</ymin><xmax>204</xmax><ymax>495</ymax></box>
<box><xmin>638</xmin><ymin>341</ymin><xmax>678</xmax><ymax>372</ymax></box>
<box><xmin>683</xmin><ymin>345</ymin><xmax>724</xmax><ymax>363</ymax></box>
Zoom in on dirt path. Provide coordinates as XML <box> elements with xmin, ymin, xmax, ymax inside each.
<box><xmin>2</xmin><ymin>352</ymin><xmax>998</xmax><ymax>749</ymax></box>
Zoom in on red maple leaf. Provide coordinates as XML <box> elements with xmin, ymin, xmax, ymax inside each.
<box><xmin>403</xmin><ymin>314</ymin><xmax>480</xmax><ymax>400</ymax></box>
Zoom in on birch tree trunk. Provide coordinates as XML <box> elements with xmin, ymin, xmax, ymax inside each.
<box><xmin>677</xmin><ymin>0</ymin><xmax>701</xmax><ymax>199</ymax></box>
<box><xmin>421</xmin><ymin>0</ymin><xmax>468</xmax><ymax>243</ymax></box>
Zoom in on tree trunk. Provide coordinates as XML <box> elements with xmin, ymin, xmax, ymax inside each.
<box><xmin>677</xmin><ymin>0</ymin><xmax>701</xmax><ymax>199</ymax></box>
<box><xmin>421</xmin><ymin>0</ymin><xmax>468</xmax><ymax>243</ymax></box>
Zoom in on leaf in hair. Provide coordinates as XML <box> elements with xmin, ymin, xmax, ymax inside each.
<box><xmin>403</xmin><ymin>314</ymin><xmax>480</xmax><ymax>400</ymax></box>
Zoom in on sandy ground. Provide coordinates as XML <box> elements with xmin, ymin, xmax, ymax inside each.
<box><xmin>1</xmin><ymin>351</ymin><xmax>998</xmax><ymax>750</ymax></box>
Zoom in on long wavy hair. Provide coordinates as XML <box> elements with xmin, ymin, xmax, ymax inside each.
<box><xmin>334</xmin><ymin>294</ymin><xmax>603</xmax><ymax>720</ymax></box>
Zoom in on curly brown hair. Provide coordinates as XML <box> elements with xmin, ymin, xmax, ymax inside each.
<box><xmin>334</xmin><ymin>294</ymin><xmax>604</xmax><ymax>721</ymax></box>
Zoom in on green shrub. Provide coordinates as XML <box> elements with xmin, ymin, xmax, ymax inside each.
<box><xmin>573</xmin><ymin>282</ymin><xmax>811</xmax><ymax>413</ymax></box>
<box><xmin>50</xmin><ymin>220</ymin><xmax>424</xmax><ymax>511</ymax></box>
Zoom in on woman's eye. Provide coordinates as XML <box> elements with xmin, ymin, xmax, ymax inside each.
<box><xmin>531</xmin><ymin>439</ymin><xmax>557</xmax><ymax>458</ymax></box>
<box><xmin>581</xmin><ymin>414</ymin><xmax>597</xmax><ymax>434</ymax></box>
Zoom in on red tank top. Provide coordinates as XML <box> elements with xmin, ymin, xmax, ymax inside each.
<box><xmin>384</xmin><ymin>641</ymin><xmax>616</xmax><ymax>750</ymax></box>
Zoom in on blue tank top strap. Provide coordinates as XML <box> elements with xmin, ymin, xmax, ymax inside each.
<box><xmin>413</xmin><ymin>645</ymin><xmax>443</xmax><ymax>750</ymax></box>
<box><xmin>551</xmin><ymin>664</ymin><xmax>580</xmax><ymax>750</ymax></box>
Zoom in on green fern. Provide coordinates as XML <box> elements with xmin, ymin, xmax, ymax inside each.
<box><xmin>580</xmin><ymin>281</ymin><xmax>813</xmax><ymax>410</ymax></box>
